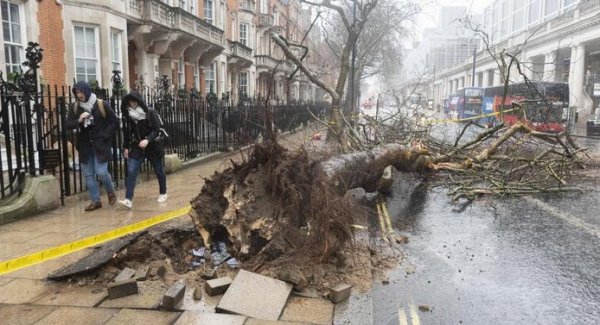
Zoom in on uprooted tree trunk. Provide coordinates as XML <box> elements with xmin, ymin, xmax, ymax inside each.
<box><xmin>188</xmin><ymin>139</ymin><xmax>435</xmax><ymax>267</ymax></box>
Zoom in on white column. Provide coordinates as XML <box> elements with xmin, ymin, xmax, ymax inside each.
<box><xmin>544</xmin><ymin>51</ymin><xmax>557</xmax><ymax>82</ymax></box>
<box><xmin>522</xmin><ymin>59</ymin><xmax>534</xmax><ymax>81</ymax></box>
<box><xmin>493</xmin><ymin>69</ymin><xmax>502</xmax><ymax>86</ymax></box>
<box><xmin>474</xmin><ymin>73</ymin><xmax>480</xmax><ymax>87</ymax></box>
<box><xmin>570</xmin><ymin>43</ymin><xmax>586</xmax><ymax>110</ymax></box>
<box><xmin>481</xmin><ymin>70</ymin><xmax>490</xmax><ymax>87</ymax></box>
<box><xmin>458</xmin><ymin>77</ymin><xmax>464</xmax><ymax>89</ymax></box>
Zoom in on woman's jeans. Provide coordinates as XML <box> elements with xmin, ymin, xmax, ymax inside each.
<box><xmin>125</xmin><ymin>156</ymin><xmax>167</xmax><ymax>200</ymax></box>
<box><xmin>81</xmin><ymin>152</ymin><xmax>115</xmax><ymax>203</ymax></box>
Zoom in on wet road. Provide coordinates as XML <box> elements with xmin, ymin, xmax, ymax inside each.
<box><xmin>372</xmin><ymin>167</ymin><xmax>600</xmax><ymax>324</ymax></box>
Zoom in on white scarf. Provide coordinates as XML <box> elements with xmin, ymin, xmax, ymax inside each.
<box><xmin>128</xmin><ymin>107</ymin><xmax>147</xmax><ymax>121</ymax></box>
<box><xmin>79</xmin><ymin>93</ymin><xmax>97</xmax><ymax>112</ymax></box>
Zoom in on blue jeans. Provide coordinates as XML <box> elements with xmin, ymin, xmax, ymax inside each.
<box><xmin>81</xmin><ymin>152</ymin><xmax>115</xmax><ymax>203</ymax></box>
<box><xmin>125</xmin><ymin>156</ymin><xmax>167</xmax><ymax>200</ymax></box>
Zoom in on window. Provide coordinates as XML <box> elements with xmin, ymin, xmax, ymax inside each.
<box><xmin>193</xmin><ymin>64</ymin><xmax>199</xmax><ymax>90</ymax></box>
<box><xmin>512</xmin><ymin>0</ymin><xmax>524</xmax><ymax>32</ymax></box>
<box><xmin>178</xmin><ymin>58</ymin><xmax>184</xmax><ymax>88</ymax></box>
<box><xmin>260</xmin><ymin>0</ymin><xmax>268</xmax><ymax>14</ymax></box>
<box><xmin>2</xmin><ymin>0</ymin><xmax>22</xmax><ymax>75</ymax></box>
<box><xmin>239</xmin><ymin>72</ymin><xmax>248</xmax><ymax>97</ymax></box>
<box><xmin>179</xmin><ymin>0</ymin><xmax>193</xmax><ymax>13</ymax></box>
<box><xmin>239</xmin><ymin>23</ymin><xmax>248</xmax><ymax>46</ymax></box>
<box><xmin>74</xmin><ymin>25</ymin><xmax>99</xmax><ymax>83</ymax></box>
<box><xmin>501</xmin><ymin>0</ymin><xmax>510</xmax><ymax>34</ymax></box>
<box><xmin>563</xmin><ymin>0</ymin><xmax>577</xmax><ymax>7</ymax></box>
<box><xmin>545</xmin><ymin>0</ymin><xmax>559</xmax><ymax>16</ymax></box>
<box><xmin>204</xmin><ymin>0</ymin><xmax>213</xmax><ymax>24</ymax></box>
<box><xmin>205</xmin><ymin>62</ymin><xmax>215</xmax><ymax>94</ymax></box>
<box><xmin>111</xmin><ymin>30</ymin><xmax>122</xmax><ymax>72</ymax></box>
<box><xmin>528</xmin><ymin>0</ymin><xmax>541</xmax><ymax>24</ymax></box>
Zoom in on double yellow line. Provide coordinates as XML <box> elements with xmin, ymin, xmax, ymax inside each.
<box><xmin>398</xmin><ymin>303</ymin><xmax>422</xmax><ymax>325</ymax></box>
<box><xmin>0</xmin><ymin>206</ymin><xmax>191</xmax><ymax>276</ymax></box>
<box><xmin>376</xmin><ymin>199</ymin><xmax>395</xmax><ymax>243</ymax></box>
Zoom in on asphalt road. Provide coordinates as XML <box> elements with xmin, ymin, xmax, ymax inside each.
<box><xmin>372</xmin><ymin>172</ymin><xmax>600</xmax><ymax>325</ymax></box>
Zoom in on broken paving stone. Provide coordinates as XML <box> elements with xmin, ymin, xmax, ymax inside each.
<box><xmin>193</xmin><ymin>287</ymin><xmax>203</xmax><ymax>300</ymax></box>
<box><xmin>162</xmin><ymin>281</ymin><xmax>186</xmax><ymax>309</ymax></box>
<box><xmin>329</xmin><ymin>284</ymin><xmax>352</xmax><ymax>303</ymax></box>
<box><xmin>276</xmin><ymin>268</ymin><xmax>308</xmax><ymax>291</ymax></box>
<box><xmin>205</xmin><ymin>277</ymin><xmax>233</xmax><ymax>296</ymax></box>
<box><xmin>114</xmin><ymin>267</ymin><xmax>136</xmax><ymax>282</ymax></box>
<box><xmin>217</xmin><ymin>270</ymin><xmax>293</xmax><ymax>320</ymax></box>
<box><xmin>135</xmin><ymin>266</ymin><xmax>150</xmax><ymax>281</ymax></box>
<box><xmin>156</xmin><ymin>265</ymin><xmax>167</xmax><ymax>277</ymax></box>
<box><xmin>280</xmin><ymin>297</ymin><xmax>334</xmax><ymax>325</ymax></box>
<box><xmin>293</xmin><ymin>287</ymin><xmax>321</xmax><ymax>299</ymax></box>
<box><xmin>107</xmin><ymin>279</ymin><xmax>138</xmax><ymax>299</ymax></box>
<box><xmin>201</xmin><ymin>268</ymin><xmax>216</xmax><ymax>280</ymax></box>
<box><xmin>405</xmin><ymin>266</ymin><xmax>416</xmax><ymax>275</ymax></box>
<box><xmin>418</xmin><ymin>305</ymin><xmax>432</xmax><ymax>312</ymax></box>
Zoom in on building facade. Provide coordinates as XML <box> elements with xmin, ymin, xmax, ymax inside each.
<box><xmin>427</xmin><ymin>0</ymin><xmax>600</xmax><ymax>118</ymax></box>
<box><xmin>0</xmin><ymin>0</ymin><xmax>324</xmax><ymax>102</ymax></box>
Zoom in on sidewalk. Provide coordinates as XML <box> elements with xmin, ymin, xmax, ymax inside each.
<box><xmin>0</xmin><ymin>125</ymin><xmax>330</xmax><ymax>323</ymax></box>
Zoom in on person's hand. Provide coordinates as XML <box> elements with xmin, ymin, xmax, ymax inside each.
<box><xmin>138</xmin><ymin>139</ymin><xmax>149</xmax><ymax>149</ymax></box>
<box><xmin>123</xmin><ymin>149</ymin><xmax>129</xmax><ymax>159</ymax></box>
<box><xmin>79</xmin><ymin>112</ymin><xmax>90</xmax><ymax>123</ymax></box>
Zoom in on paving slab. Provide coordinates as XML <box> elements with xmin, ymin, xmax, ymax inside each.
<box><xmin>32</xmin><ymin>284</ymin><xmax>108</xmax><ymax>307</ymax></box>
<box><xmin>205</xmin><ymin>276</ymin><xmax>232</xmax><ymax>296</ymax></box>
<box><xmin>216</xmin><ymin>269</ymin><xmax>293</xmax><ymax>320</ymax></box>
<box><xmin>280</xmin><ymin>297</ymin><xmax>334</xmax><ymax>325</ymax></box>
<box><xmin>0</xmin><ymin>278</ymin><xmax>56</xmax><ymax>304</ymax></box>
<box><xmin>0</xmin><ymin>304</ymin><xmax>57</xmax><ymax>324</ymax></box>
<box><xmin>172</xmin><ymin>284</ymin><xmax>221</xmax><ymax>312</ymax></box>
<box><xmin>163</xmin><ymin>281</ymin><xmax>186</xmax><ymax>309</ymax></box>
<box><xmin>113</xmin><ymin>267</ymin><xmax>136</xmax><ymax>282</ymax></box>
<box><xmin>100</xmin><ymin>280</ymin><xmax>165</xmax><ymax>309</ymax></box>
<box><xmin>46</xmin><ymin>233</ymin><xmax>144</xmax><ymax>280</ymax></box>
<box><xmin>34</xmin><ymin>306</ymin><xmax>118</xmax><ymax>325</ymax></box>
<box><xmin>104</xmin><ymin>308</ymin><xmax>181</xmax><ymax>325</ymax></box>
<box><xmin>174</xmin><ymin>311</ymin><xmax>247</xmax><ymax>325</ymax></box>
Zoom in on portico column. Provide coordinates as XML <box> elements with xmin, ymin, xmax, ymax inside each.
<box><xmin>543</xmin><ymin>51</ymin><xmax>557</xmax><ymax>82</ymax></box>
<box><xmin>570</xmin><ymin>44</ymin><xmax>586</xmax><ymax>111</ymax></box>
<box><xmin>481</xmin><ymin>70</ymin><xmax>490</xmax><ymax>87</ymax></box>
<box><xmin>493</xmin><ymin>69</ymin><xmax>502</xmax><ymax>86</ymax></box>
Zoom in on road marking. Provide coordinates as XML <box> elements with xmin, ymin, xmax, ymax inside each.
<box><xmin>409</xmin><ymin>304</ymin><xmax>422</xmax><ymax>325</ymax></box>
<box><xmin>398</xmin><ymin>306</ymin><xmax>408</xmax><ymax>325</ymax></box>
<box><xmin>0</xmin><ymin>205</ymin><xmax>191</xmax><ymax>276</ymax></box>
<box><xmin>380</xmin><ymin>200</ymin><xmax>395</xmax><ymax>236</ymax></box>
<box><xmin>376</xmin><ymin>202</ymin><xmax>390</xmax><ymax>243</ymax></box>
<box><xmin>525</xmin><ymin>197</ymin><xmax>600</xmax><ymax>238</ymax></box>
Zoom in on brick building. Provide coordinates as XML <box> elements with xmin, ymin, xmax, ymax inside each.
<box><xmin>0</xmin><ymin>0</ymin><xmax>327</xmax><ymax>102</ymax></box>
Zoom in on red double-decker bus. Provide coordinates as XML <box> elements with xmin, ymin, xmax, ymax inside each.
<box><xmin>483</xmin><ymin>82</ymin><xmax>569</xmax><ymax>133</ymax></box>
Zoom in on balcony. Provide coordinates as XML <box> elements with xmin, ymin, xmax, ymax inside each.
<box><xmin>255</xmin><ymin>55</ymin><xmax>290</xmax><ymax>73</ymax></box>
<box><xmin>258</xmin><ymin>13</ymin><xmax>273</xmax><ymax>27</ymax></box>
<box><xmin>228</xmin><ymin>41</ymin><xmax>253</xmax><ymax>67</ymax></box>
<box><xmin>126</xmin><ymin>0</ymin><xmax>224</xmax><ymax>47</ymax></box>
<box><xmin>240</xmin><ymin>0</ymin><xmax>256</xmax><ymax>14</ymax></box>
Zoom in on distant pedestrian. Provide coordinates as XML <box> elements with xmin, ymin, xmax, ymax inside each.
<box><xmin>119</xmin><ymin>92</ymin><xmax>167</xmax><ymax>209</ymax></box>
<box><xmin>66</xmin><ymin>81</ymin><xmax>118</xmax><ymax>211</ymax></box>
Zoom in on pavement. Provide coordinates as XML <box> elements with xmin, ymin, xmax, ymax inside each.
<box><xmin>0</xmin><ymin>124</ymin><xmax>355</xmax><ymax>324</ymax></box>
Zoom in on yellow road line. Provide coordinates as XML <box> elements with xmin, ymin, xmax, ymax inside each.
<box><xmin>409</xmin><ymin>304</ymin><xmax>421</xmax><ymax>325</ymax></box>
<box><xmin>376</xmin><ymin>202</ymin><xmax>390</xmax><ymax>244</ymax></box>
<box><xmin>0</xmin><ymin>205</ymin><xmax>192</xmax><ymax>276</ymax></box>
<box><xmin>380</xmin><ymin>200</ymin><xmax>395</xmax><ymax>237</ymax></box>
<box><xmin>398</xmin><ymin>306</ymin><xmax>409</xmax><ymax>325</ymax></box>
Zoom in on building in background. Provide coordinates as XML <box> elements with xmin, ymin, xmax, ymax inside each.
<box><xmin>0</xmin><ymin>0</ymin><xmax>331</xmax><ymax>103</ymax></box>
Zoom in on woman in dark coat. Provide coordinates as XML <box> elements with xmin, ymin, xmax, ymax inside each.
<box><xmin>66</xmin><ymin>81</ymin><xmax>118</xmax><ymax>211</ymax></box>
<box><xmin>118</xmin><ymin>92</ymin><xmax>167</xmax><ymax>208</ymax></box>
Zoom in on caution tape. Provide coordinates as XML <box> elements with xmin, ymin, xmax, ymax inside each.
<box><xmin>427</xmin><ymin>107</ymin><xmax>520</xmax><ymax>125</ymax></box>
<box><xmin>0</xmin><ymin>205</ymin><xmax>192</xmax><ymax>276</ymax></box>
